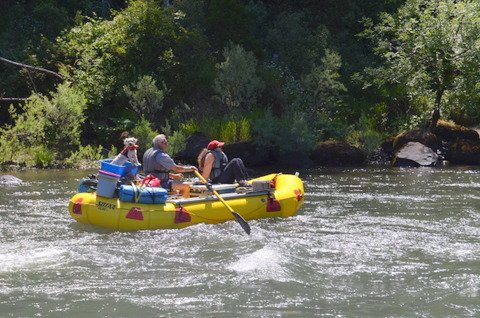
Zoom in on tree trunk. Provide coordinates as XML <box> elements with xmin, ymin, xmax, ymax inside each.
<box><xmin>430</xmin><ymin>86</ymin><xmax>444</xmax><ymax>131</ymax></box>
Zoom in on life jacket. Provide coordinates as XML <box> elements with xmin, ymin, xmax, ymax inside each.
<box><xmin>209</xmin><ymin>149</ymin><xmax>228</xmax><ymax>179</ymax></box>
<box><xmin>142</xmin><ymin>147</ymin><xmax>170</xmax><ymax>182</ymax></box>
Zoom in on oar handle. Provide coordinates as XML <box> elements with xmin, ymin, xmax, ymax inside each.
<box><xmin>194</xmin><ymin>170</ymin><xmax>250</xmax><ymax>234</ymax></box>
<box><xmin>211</xmin><ymin>189</ymin><xmax>234</xmax><ymax>213</ymax></box>
<box><xmin>194</xmin><ymin>170</ymin><xmax>209</xmax><ymax>184</ymax></box>
<box><xmin>194</xmin><ymin>171</ymin><xmax>231</xmax><ymax>209</ymax></box>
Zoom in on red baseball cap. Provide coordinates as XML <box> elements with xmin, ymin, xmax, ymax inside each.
<box><xmin>207</xmin><ymin>140</ymin><xmax>225</xmax><ymax>150</ymax></box>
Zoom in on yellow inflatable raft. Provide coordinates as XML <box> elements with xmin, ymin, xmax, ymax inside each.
<box><xmin>68</xmin><ymin>173</ymin><xmax>304</xmax><ymax>231</ymax></box>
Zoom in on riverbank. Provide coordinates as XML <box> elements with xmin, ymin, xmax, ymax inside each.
<box><xmin>2</xmin><ymin>120</ymin><xmax>479</xmax><ymax>173</ymax></box>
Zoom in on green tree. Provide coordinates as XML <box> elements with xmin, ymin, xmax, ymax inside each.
<box><xmin>252</xmin><ymin>109</ymin><xmax>316</xmax><ymax>155</ymax></box>
<box><xmin>362</xmin><ymin>0</ymin><xmax>480</xmax><ymax>127</ymax></box>
<box><xmin>59</xmin><ymin>0</ymin><xmax>187</xmax><ymax>106</ymax></box>
<box><xmin>303</xmin><ymin>50</ymin><xmax>347</xmax><ymax>115</ymax></box>
<box><xmin>0</xmin><ymin>1</ymin><xmax>125</xmax><ymax>109</ymax></box>
<box><xmin>131</xmin><ymin>117</ymin><xmax>158</xmax><ymax>152</ymax></box>
<box><xmin>123</xmin><ymin>75</ymin><xmax>167</xmax><ymax>123</ymax></box>
<box><xmin>205</xmin><ymin>0</ymin><xmax>254</xmax><ymax>51</ymax></box>
<box><xmin>57</xmin><ymin>0</ymin><xmax>213</xmax><ymax>129</ymax></box>
<box><xmin>213</xmin><ymin>44</ymin><xmax>264</xmax><ymax>115</ymax></box>
<box><xmin>266</xmin><ymin>11</ymin><xmax>329</xmax><ymax>77</ymax></box>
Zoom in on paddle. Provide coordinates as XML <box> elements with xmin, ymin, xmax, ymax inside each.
<box><xmin>194</xmin><ymin>170</ymin><xmax>251</xmax><ymax>235</ymax></box>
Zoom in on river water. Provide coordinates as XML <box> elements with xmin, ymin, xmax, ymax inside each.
<box><xmin>0</xmin><ymin>166</ymin><xmax>479</xmax><ymax>317</ymax></box>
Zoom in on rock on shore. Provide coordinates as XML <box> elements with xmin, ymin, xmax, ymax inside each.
<box><xmin>391</xmin><ymin>120</ymin><xmax>480</xmax><ymax>167</ymax></box>
<box><xmin>392</xmin><ymin>142</ymin><xmax>439</xmax><ymax>167</ymax></box>
<box><xmin>172</xmin><ymin>119</ymin><xmax>480</xmax><ymax>170</ymax></box>
<box><xmin>310</xmin><ymin>141</ymin><xmax>366</xmax><ymax>166</ymax></box>
<box><xmin>0</xmin><ymin>175</ymin><xmax>23</xmax><ymax>185</ymax></box>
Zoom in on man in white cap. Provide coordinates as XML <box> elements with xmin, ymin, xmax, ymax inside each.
<box><xmin>143</xmin><ymin>134</ymin><xmax>197</xmax><ymax>197</ymax></box>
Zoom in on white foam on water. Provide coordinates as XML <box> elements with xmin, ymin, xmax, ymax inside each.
<box><xmin>227</xmin><ymin>245</ymin><xmax>291</xmax><ymax>281</ymax></box>
<box><xmin>0</xmin><ymin>247</ymin><xmax>66</xmax><ymax>273</ymax></box>
<box><xmin>443</xmin><ymin>182</ymin><xmax>480</xmax><ymax>188</ymax></box>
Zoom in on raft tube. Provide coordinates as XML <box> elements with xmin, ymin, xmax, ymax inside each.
<box><xmin>68</xmin><ymin>173</ymin><xmax>304</xmax><ymax>231</ymax></box>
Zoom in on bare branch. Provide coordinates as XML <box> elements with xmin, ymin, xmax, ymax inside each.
<box><xmin>0</xmin><ymin>56</ymin><xmax>63</xmax><ymax>80</ymax></box>
<box><xmin>0</xmin><ymin>97</ymin><xmax>30</xmax><ymax>103</ymax></box>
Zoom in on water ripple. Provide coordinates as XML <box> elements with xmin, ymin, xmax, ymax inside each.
<box><xmin>0</xmin><ymin>167</ymin><xmax>479</xmax><ymax>317</ymax></box>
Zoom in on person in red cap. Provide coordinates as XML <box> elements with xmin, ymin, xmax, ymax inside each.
<box><xmin>197</xmin><ymin>140</ymin><xmax>250</xmax><ymax>187</ymax></box>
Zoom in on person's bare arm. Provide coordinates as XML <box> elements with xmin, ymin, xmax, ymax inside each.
<box><xmin>201</xmin><ymin>153</ymin><xmax>214</xmax><ymax>181</ymax></box>
<box><xmin>169</xmin><ymin>173</ymin><xmax>184</xmax><ymax>180</ymax></box>
<box><xmin>171</xmin><ymin>164</ymin><xmax>197</xmax><ymax>173</ymax></box>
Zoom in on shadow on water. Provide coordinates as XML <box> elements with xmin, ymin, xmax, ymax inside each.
<box><xmin>68</xmin><ymin>222</ymin><xmax>116</xmax><ymax>234</ymax></box>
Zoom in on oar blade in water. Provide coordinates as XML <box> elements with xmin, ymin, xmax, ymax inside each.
<box><xmin>232</xmin><ymin>211</ymin><xmax>251</xmax><ymax>235</ymax></box>
<box><xmin>194</xmin><ymin>170</ymin><xmax>251</xmax><ymax>235</ymax></box>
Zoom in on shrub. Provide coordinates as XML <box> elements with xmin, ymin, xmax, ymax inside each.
<box><xmin>132</xmin><ymin>117</ymin><xmax>159</xmax><ymax>150</ymax></box>
<box><xmin>219</xmin><ymin>121</ymin><xmax>237</xmax><ymax>143</ymax></box>
<box><xmin>107</xmin><ymin>145</ymin><xmax>119</xmax><ymax>158</ymax></box>
<box><xmin>311</xmin><ymin>112</ymin><xmax>350</xmax><ymax>141</ymax></box>
<box><xmin>238</xmin><ymin>118</ymin><xmax>251</xmax><ymax>141</ymax></box>
<box><xmin>64</xmin><ymin>145</ymin><xmax>105</xmax><ymax>168</ymax></box>
<box><xmin>178</xmin><ymin>116</ymin><xmax>252</xmax><ymax>143</ymax></box>
<box><xmin>90</xmin><ymin>118</ymin><xmax>136</xmax><ymax>147</ymax></box>
<box><xmin>0</xmin><ymin>83</ymin><xmax>87</xmax><ymax>166</ymax></box>
<box><xmin>213</xmin><ymin>43</ymin><xmax>264</xmax><ymax>115</ymax></box>
<box><xmin>44</xmin><ymin>83</ymin><xmax>87</xmax><ymax>154</ymax></box>
<box><xmin>160</xmin><ymin>120</ymin><xmax>187</xmax><ymax>156</ymax></box>
<box><xmin>345</xmin><ymin>114</ymin><xmax>385</xmax><ymax>152</ymax></box>
<box><xmin>124</xmin><ymin>75</ymin><xmax>167</xmax><ymax>123</ymax></box>
<box><xmin>179</xmin><ymin>120</ymin><xmax>200</xmax><ymax>136</ymax></box>
<box><xmin>32</xmin><ymin>146</ymin><xmax>56</xmax><ymax>167</ymax></box>
<box><xmin>252</xmin><ymin>110</ymin><xmax>315</xmax><ymax>154</ymax></box>
<box><xmin>0</xmin><ymin>137</ymin><xmax>16</xmax><ymax>164</ymax></box>
<box><xmin>166</xmin><ymin>130</ymin><xmax>187</xmax><ymax>157</ymax></box>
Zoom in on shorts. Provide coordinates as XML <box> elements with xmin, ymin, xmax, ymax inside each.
<box><xmin>160</xmin><ymin>179</ymin><xmax>172</xmax><ymax>191</ymax></box>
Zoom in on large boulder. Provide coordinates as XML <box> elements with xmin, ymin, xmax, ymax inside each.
<box><xmin>434</xmin><ymin>120</ymin><xmax>479</xmax><ymax>141</ymax></box>
<box><xmin>0</xmin><ymin>175</ymin><xmax>23</xmax><ymax>185</ymax></box>
<box><xmin>223</xmin><ymin>142</ymin><xmax>272</xmax><ymax>167</ymax></box>
<box><xmin>175</xmin><ymin>134</ymin><xmax>272</xmax><ymax>167</ymax></box>
<box><xmin>310</xmin><ymin>141</ymin><xmax>366</xmax><ymax>166</ymax></box>
<box><xmin>174</xmin><ymin>132</ymin><xmax>210</xmax><ymax>165</ymax></box>
<box><xmin>446</xmin><ymin>139</ymin><xmax>480</xmax><ymax>165</ymax></box>
<box><xmin>432</xmin><ymin>120</ymin><xmax>480</xmax><ymax>165</ymax></box>
<box><xmin>392</xmin><ymin>142</ymin><xmax>440</xmax><ymax>167</ymax></box>
<box><xmin>376</xmin><ymin>119</ymin><xmax>480</xmax><ymax>167</ymax></box>
<box><xmin>393</xmin><ymin>129</ymin><xmax>440</xmax><ymax>153</ymax></box>
<box><xmin>277</xmin><ymin>151</ymin><xmax>314</xmax><ymax>168</ymax></box>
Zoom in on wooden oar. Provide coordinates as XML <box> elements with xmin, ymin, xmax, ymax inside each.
<box><xmin>194</xmin><ymin>170</ymin><xmax>251</xmax><ymax>235</ymax></box>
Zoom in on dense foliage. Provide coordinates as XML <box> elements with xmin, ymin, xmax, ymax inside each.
<box><xmin>0</xmin><ymin>83</ymin><xmax>87</xmax><ymax>166</ymax></box>
<box><xmin>0</xmin><ymin>0</ymin><xmax>479</xmax><ymax>167</ymax></box>
<box><xmin>361</xmin><ymin>0</ymin><xmax>480</xmax><ymax>128</ymax></box>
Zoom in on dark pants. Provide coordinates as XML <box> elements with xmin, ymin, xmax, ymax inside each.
<box><xmin>160</xmin><ymin>179</ymin><xmax>172</xmax><ymax>191</ymax></box>
<box><xmin>212</xmin><ymin>158</ymin><xmax>248</xmax><ymax>184</ymax></box>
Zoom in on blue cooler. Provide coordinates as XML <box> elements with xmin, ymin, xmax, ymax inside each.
<box><xmin>99</xmin><ymin>159</ymin><xmax>139</xmax><ymax>177</ymax></box>
<box><xmin>96</xmin><ymin>170</ymin><xmax>120</xmax><ymax>198</ymax></box>
<box><xmin>119</xmin><ymin>185</ymin><xmax>168</xmax><ymax>204</ymax></box>
<box><xmin>124</xmin><ymin>162</ymin><xmax>140</xmax><ymax>176</ymax></box>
